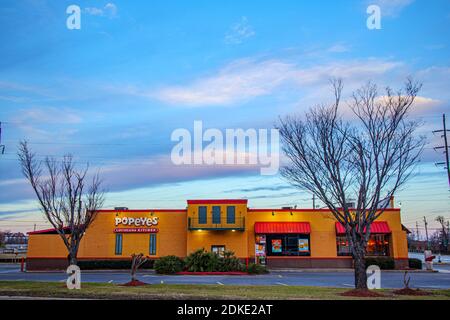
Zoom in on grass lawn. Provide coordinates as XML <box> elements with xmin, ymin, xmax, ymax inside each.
<box><xmin>0</xmin><ymin>281</ymin><xmax>449</xmax><ymax>300</ymax></box>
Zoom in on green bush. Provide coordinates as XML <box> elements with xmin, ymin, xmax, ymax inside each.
<box><xmin>408</xmin><ymin>258</ymin><xmax>422</xmax><ymax>270</ymax></box>
<box><xmin>365</xmin><ymin>257</ymin><xmax>395</xmax><ymax>270</ymax></box>
<box><xmin>184</xmin><ymin>248</ymin><xmax>220</xmax><ymax>272</ymax></box>
<box><xmin>246</xmin><ymin>263</ymin><xmax>269</xmax><ymax>274</ymax></box>
<box><xmin>184</xmin><ymin>248</ymin><xmax>245</xmax><ymax>272</ymax></box>
<box><xmin>77</xmin><ymin>259</ymin><xmax>154</xmax><ymax>270</ymax></box>
<box><xmin>217</xmin><ymin>250</ymin><xmax>245</xmax><ymax>272</ymax></box>
<box><xmin>154</xmin><ymin>255</ymin><xmax>185</xmax><ymax>274</ymax></box>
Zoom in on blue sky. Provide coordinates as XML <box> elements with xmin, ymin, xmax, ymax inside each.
<box><xmin>0</xmin><ymin>0</ymin><xmax>449</xmax><ymax>234</ymax></box>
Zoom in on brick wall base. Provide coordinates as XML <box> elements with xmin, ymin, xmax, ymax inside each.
<box><xmin>26</xmin><ymin>257</ymin><xmax>410</xmax><ymax>271</ymax></box>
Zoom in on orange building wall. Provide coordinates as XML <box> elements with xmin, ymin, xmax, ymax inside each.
<box><xmin>27</xmin><ymin>201</ymin><xmax>409</xmax><ymax>268</ymax></box>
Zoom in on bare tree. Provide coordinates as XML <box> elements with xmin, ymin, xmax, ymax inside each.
<box><xmin>18</xmin><ymin>141</ymin><xmax>105</xmax><ymax>266</ymax></box>
<box><xmin>278</xmin><ymin>78</ymin><xmax>424</xmax><ymax>289</ymax></box>
<box><xmin>0</xmin><ymin>231</ymin><xmax>5</xmax><ymax>248</ymax></box>
<box><xmin>130</xmin><ymin>253</ymin><xmax>148</xmax><ymax>282</ymax></box>
<box><xmin>435</xmin><ymin>216</ymin><xmax>448</xmax><ymax>252</ymax></box>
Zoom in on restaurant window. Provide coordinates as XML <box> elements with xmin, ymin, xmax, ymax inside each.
<box><xmin>367</xmin><ymin>234</ymin><xmax>390</xmax><ymax>256</ymax></box>
<box><xmin>336</xmin><ymin>234</ymin><xmax>390</xmax><ymax>256</ymax></box>
<box><xmin>115</xmin><ymin>234</ymin><xmax>122</xmax><ymax>255</ymax></box>
<box><xmin>211</xmin><ymin>245</ymin><xmax>225</xmax><ymax>257</ymax></box>
<box><xmin>149</xmin><ymin>233</ymin><xmax>157</xmax><ymax>256</ymax></box>
<box><xmin>212</xmin><ymin>206</ymin><xmax>221</xmax><ymax>224</ymax></box>
<box><xmin>336</xmin><ymin>236</ymin><xmax>351</xmax><ymax>256</ymax></box>
<box><xmin>226</xmin><ymin>206</ymin><xmax>235</xmax><ymax>224</ymax></box>
<box><xmin>198</xmin><ymin>206</ymin><xmax>207</xmax><ymax>224</ymax></box>
<box><xmin>265</xmin><ymin>234</ymin><xmax>310</xmax><ymax>256</ymax></box>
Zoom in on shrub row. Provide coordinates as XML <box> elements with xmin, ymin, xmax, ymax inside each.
<box><xmin>408</xmin><ymin>258</ymin><xmax>422</xmax><ymax>269</ymax></box>
<box><xmin>77</xmin><ymin>259</ymin><xmax>154</xmax><ymax>270</ymax></box>
<box><xmin>365</xmin><ymin>257</ymin><xmax>395</xmax><ymax>270</ymax></box>
<box><xmin>364</xmin><ymin>257</ymin><xmax>423</xmax><ymax>270</ymax></box>
<box><xmin>154</xmin><ymin>249</ymin><xmax>268</xmax><ymax>274</ymax></box>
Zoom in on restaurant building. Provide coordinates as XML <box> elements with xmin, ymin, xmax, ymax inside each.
<box><xmin>26</xmin><ymin>198</ymin><xmax>409</xmax><ymax>270</ymax></box>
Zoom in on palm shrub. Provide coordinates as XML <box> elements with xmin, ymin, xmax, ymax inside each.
<box><xmin>185</xmin><ymin>248</ymin><xmax>220</xmax><ymax>272</ymax></box>
<box><xmin>217</xmin><ymin>250</ymin><xmax>244</xmax><ymax>272</ymax></box>
<box><xmin>154</xmin><ymin>255</ymin><xmax>185</xmax><ymax>274</ymax></box>
<box><xmin>246</xmin><ymin>263</ymin><xmax>269</xmax><ymax>274</ymax></box>
<box><xmin>184</xmin><ymin>248</ymin><xmax>245</xmax><ymax>272</ymax></box>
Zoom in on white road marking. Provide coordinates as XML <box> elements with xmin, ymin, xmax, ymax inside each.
<box><xmin>342</xmin><ymin>283</ymin><xmax>354</xmax><ymax>287</ymax></box>
<box><xmin>276</xmin><ymin>282</ymin><xmax>289</xmax><ymax>286</ymax></box>
<box><xmin>437</xmin><ymin>269</ymin><xmax>450</xmax><ymax>274</ymax></box>
<box><xmin>216</xmin><ymin>281</ymin><xmax>224</xmax><ymax>285</ymax></box>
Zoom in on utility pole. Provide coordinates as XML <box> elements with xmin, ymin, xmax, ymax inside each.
<box><xmin>433</xmin><ymin>114</ymin><xmax>450</xmax><ymax>186</ymax></box>
<box><xmin>447</xmin><ymin>221</ymin><xmax>450</xmax><ymax>251</ymax></box>
<box><xmin>423</xmin><ymin>216</ymin><xmax>430</xmax><ymax>250</ymax></box>
<box><xmin>416</xmin><ymin>221</ymin><xmax>420</xmax><ymax>241</ymax></box>
<box><xmin>0</xmin><ymin>122</ymin><xmax>5</xmax><ymax>155</ymax></box>
<box><xmin>312</xmin><ymin>194</ymin><xmax>316</xmax><ymax>210</ymax></box>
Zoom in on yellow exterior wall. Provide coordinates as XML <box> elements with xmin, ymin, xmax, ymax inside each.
<box><xmin>27</xmin><ymin>234</ymin><xmax>67</xmax><ymax>258</ymax></box>
<box><xmin>186</xmin><ymin>202</ymin><xmax>248</xmax><ymax>257</ymax></box>
<box><xmin>246</xmin><ymin>209</ymin><xmax>409</xmax><ymax>259</ymax></box>
<box><xmin>28</xmin><ymin>210</ymin><xmax>187</xmax><ymax>259</ymax></box>
<box><xmin>27</xmin><ymin>200</ymin><xmax>409</xmax><ymax>262</ymax></box>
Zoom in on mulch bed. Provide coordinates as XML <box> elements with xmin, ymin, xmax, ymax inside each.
<box><xmin>340</xmin><ymin>289</ymin><xmax>385</xmax><ymax>297</ymax></box>
<box><xmin>121</xmin><ymin>279</ymin><xmax>148</xmax><ymax>287</ymax></box>
<box><xmin>393</xmin><ymin>288</ymin><xmax>431</xmax><ymax>296</ymax></box>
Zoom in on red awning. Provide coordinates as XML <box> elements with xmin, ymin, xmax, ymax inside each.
<box><xmin>254</xmin><ymin>222</ymin><xmax>311</xmax><ymax>234</ymax></box>
<box><xmin>335</xmin><ymin>221</ymin><xmax>391</xmax><ymax>235</ymax></box>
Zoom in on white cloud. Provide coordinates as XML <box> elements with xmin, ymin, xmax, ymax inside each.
<box><xmin>153</xmin><ymin>58</ymin><xmax>402</xmax><ymax>106</ymax></box>
<box><xmin>327</xmin><ymin>44</ymin><xmax>351</xmax><ymax>53</ymax></box>
<box><xmin>14</xmin><ymin>107</ymin><xmax>82</xmax><ymax>124</ymax></box>
<box><xmin>224</xmin><ymin>17</ymin><xmax>255</xmax><ymax>45</ymax></box>
<box><xmin>369</xmin><ymin>0</ymin><xmax>414</xmax><ymax>17</ymax></box>
<box><xmin>85</xmin><ymin>3</ymin><xmax>117</xmax><ymax>18</ymax></box>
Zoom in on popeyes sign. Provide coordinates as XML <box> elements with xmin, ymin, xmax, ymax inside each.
<box><xmin>114</xmin><ymin>216</ymin><xmax>159</xmax><ymax>233</ymax></box>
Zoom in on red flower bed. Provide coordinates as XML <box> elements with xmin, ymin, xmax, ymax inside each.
<box><xmin>121</xmin><ymin>279</ymin><xmax>148</xmax><ymax>286</ymax></box>
<box><xmin>393</xmin><ymin>288</ymin><xmax>431</xmax><ymax>296</ymax></box>
<box><xmin>340</xmin><ymin>289</ymin><xmax>385</xmax><ymax>297</ymax></box>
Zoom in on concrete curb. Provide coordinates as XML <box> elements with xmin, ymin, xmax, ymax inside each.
<box><xmin>25</xmin><ymin>269</ymin><xmax>156</xmax><ymax>274</ymax></box>
<box><xmin>268</xmin><ymin>268</ymin><xmax>438</xmax><ymax>273</ymax></box>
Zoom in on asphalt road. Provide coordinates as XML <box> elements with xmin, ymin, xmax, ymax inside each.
<box><xmin>1</xmin><ymin>263</ymin><xmax>450</xmax><ymax>289</ymax></box>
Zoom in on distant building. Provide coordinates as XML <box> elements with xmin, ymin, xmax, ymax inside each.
<box><xmin>4</xmin><ymin>232</ymin><xmax>28</xmax><ymax>245</ymax></box>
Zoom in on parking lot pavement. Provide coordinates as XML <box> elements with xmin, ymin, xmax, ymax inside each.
<box><xmin>1</xmin><ymin>263</ymin><xmax>450</xmax><ymax>289</ymax></box>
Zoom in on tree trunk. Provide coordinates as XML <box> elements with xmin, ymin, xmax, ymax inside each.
<box><xmin>353</xmin><ymin>242</ymin><xmax>368</xmax><ymax>289</ymax></box>
<box><xmin>69</xmin><ymin>250</ymin><xmax>78</xmax><ymax>266</ymax></box>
